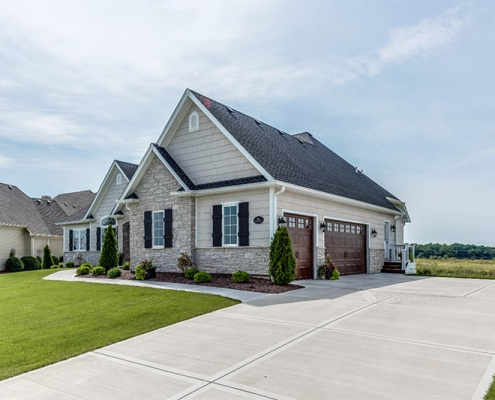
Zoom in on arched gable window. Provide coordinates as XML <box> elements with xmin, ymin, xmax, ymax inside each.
<box><xmin>189</xmin><ymin>111</ymin><xmax>199</xmax><ymax>132</ymax></box>
<box><xmin>116</xmin><ymin>173</ymin><xmax>122</xmax><ymax>185</ymax></box>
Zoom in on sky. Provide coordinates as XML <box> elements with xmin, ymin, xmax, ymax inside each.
<box><xmin>0</xmin><ymin>1</ymin><xmax>494</xmax><ymax>246</ymax></box>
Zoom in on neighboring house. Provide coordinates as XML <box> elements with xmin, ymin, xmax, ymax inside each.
<box><xmin>0</xmin><ymin>183</ymin><xmax>94</xmax><ymax>270</ymax></box>
<box><xmin>60</xmin><ymin>160</ymin><xmax>138</xmax><ymax>266</ymax></box>
<box><xmin>62</xmin><ymin>89</ymin><xmax>411</xmax><ymax>279</ymax></box>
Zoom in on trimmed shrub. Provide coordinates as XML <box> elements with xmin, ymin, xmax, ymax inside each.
<box><xmin>52</xmin><ymin>256</ymin><xmax>60</xmax><ymax>265</ymax></box>
<box><xmin>269</xmin><ymin>226</ymin><xmax>296</xmax><ymax>285</ymax></box>
<box><xmin>21</xmin><ymin>256</ymin><xmax>41</xmax><ymax>271</ymax></box>
<box><xmin>50</xmin><ymin>265</ymin><xmax>59</xmax><ymax>269</ymax></box>
<box><xmin>80</xmin><ymin>262</ymin><xmax>93</xmax><ymax>270</ymax></box>
<box><xmin>60</xmin><ymin>255</ymin><xmax>64</xmax><ymax>263</ymax></box>
<box><xmin>122</xmin><ymin>261</ymin><xmax>130</xmax><ymax>270</ymax></box>
<box><xmin>66</xmin><ymin>261</ymin><xmax>75</xmax><ymax>268</ymax></box>
<box><xmin>194</xmin><ymin>271</ymin><xmax>211</xmax><ymax>283</ymax></box>
<box><xmin>177</xmin><ymin>251</ymin><xmax>193</xmax><ymax>273</ymax></box>
<box><xmin>330</xmin><ymin>268</ymin><xmax>340</xmax><ymax>280</ymax></box>
<box><xmin>6</xmin><ymin>257</ymin><xmax>24</xmax><ymax>272</ymax></box>
<box><xmin>135</xmin><ymin>264</ymin><xmax>146</xmax><ymax>281</ymax></box>
<box><xmin>184</xmin><ymin>268</ymin><xmax>199</xmax><ymax>280</ymax></box>
<box><xmin>36</xmin><ymin>255</ymin><xmax>42</xmax><ymax>265</ymax></box>
<box><xmin>107</xmin><ymin>267</ymin><xmax>122</xmax><ymax>278</ymax></box>
<box><xmin>42</xmin><ymin>245</ymin><xmax>53</xmax><ymax>269</ymax></box>
<box><xmin>232</xmin><ymin>270</ymin><xmax>250</xmax><ymax>283</ymax></box>
<box><xmin>99</xmin><ymin>224</ymin><xmax>118</xmax><ymax>271</ymax></box>
<box><xmin>92</xmin><ymin>266</ymin><xmax>106</xmax><ymax>276</ymax></box>
<box><xmin>58</xmin><ymin>263</ymin><xmax>64</xmax><ymax>268</ymax></box>
<box><xmin>76</xmin><ymin>266</ymin><xmax>90</xmax><ymax>275</ymax></box>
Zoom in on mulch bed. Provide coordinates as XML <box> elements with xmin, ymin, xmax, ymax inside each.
<box><xmin>81</xmin><ymin>270</ymin><xmax>303</xmax><ymax>294</ymax></box>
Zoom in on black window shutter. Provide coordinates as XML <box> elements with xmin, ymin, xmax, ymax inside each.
<box><xmin>212</xmin><ymin>205</ymin><xmax>222</xmax><ymax>247</ymax></box>
<box><xmin>86</xmin><ymin>228</ymin><xmax>90</xmax><ymax>251</ymax></box>
<box><xmin>96</xmin><ymin>227</ymin><xmax>101</xmax><ymax>251</ymax></box>
<box><xmin>69</xmin><ymin>229</ymin><xmax>73</xmax><ymax>251</ymax></box>
<box><xmin>238</xmin><ymin>202</ymin><xmax>249</xmax><ymax>246</ymax></box>
<box><xmin>144</xmin><ymin>211</ymin><xmax>152</xmax><ymax>248</ymax></box>
<box><xmin>164</xmin><ymin>208</ymin><xmax>173</xmax><ymax>248</ymax></box>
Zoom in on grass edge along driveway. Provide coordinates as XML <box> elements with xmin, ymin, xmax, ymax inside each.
<box><xmin>0</xmin><ymin>269</ymin><xmax>238</xmax><ymax>381</ymax></box>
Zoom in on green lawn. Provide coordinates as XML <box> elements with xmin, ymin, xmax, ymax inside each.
<box><xmin>0</xmin><ymin>269</ymin><xmax>238</xmax><ymax>381</ymax></box>
<box><xmin>416</xmin><ymin>258</ymin><xmax>495</xmax><ymax>279</ymax></box>
<box><xmin>486</xmin><ymin>376</ymin><xmax>495</xmax><ymax>400</ymax></box>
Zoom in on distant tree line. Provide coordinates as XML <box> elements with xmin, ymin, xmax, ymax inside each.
<box><xmin>415</xmin><ymin>243</ymin><xmax>495</xmax><ymax>259</ymax></box>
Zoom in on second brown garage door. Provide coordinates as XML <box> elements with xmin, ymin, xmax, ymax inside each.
<box><xmin>325</xmin><ymin>220</ymin><xmax>366</xmax><ymax>275</ymax></box>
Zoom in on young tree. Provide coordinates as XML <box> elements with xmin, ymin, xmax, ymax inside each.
<box><xmin>99</xmin><ymin>224</ymin><xmax>118</xmax><ymax>271</ymax></box>
<box><xmin>42</xmin><ymin>245</ymin><xmax>53</xmax><ymax>269</ymax></box>
<box><xmin>269</xmin><ymin>226</ymin><xmax>297</xmax><ymax>285</ymax></box>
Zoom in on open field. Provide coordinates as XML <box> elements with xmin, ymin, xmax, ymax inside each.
<box><xmin>416</xmin><ymin>258</ymin><xmax>495</xmax><ymax>279</ymax></box>
<box><xmin>0</xmin><ymin>269</ymin><xmax>238</xmax><ymax>381</ymax></box>
<box><xmin>416</xmin><ymin>258</ymin><xmax>495</xmax><ymax>270</ymax></box>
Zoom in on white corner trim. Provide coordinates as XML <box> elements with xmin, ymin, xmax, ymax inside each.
<box><xmin>188</xmin><ymin>92</ymin><xmax>274</xmax><ymax>182</ymax></box>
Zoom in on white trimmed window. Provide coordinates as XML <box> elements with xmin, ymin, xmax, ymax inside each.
<box><xmin>101</xmin><ymin>217</ymin><xmax>118</xmax><ymax>244</ymax></box>
<box><xmin>153</xmin><ymin>211</ymin><xmax>164</xmax><ymax>247</ymax></box>
<box><xmin>223</xmin><ymin>202</ymin><xmax>238</xmax><ymax>246</ymax></box>
<box><xmin>116</xmin><ymin>173</ymin><xmax>122</xmax><ymax>185</ymax></box>
<box><xmin>188</xmin><ymin>111</ymin><xmax>199</xmax><ymax>132</ymax></box>
<box><xmin>73</xmin><ymin>229</ymin><xmax>87</xmax><ymax>251</ymax></box>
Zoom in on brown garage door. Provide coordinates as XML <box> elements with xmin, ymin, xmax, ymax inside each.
<box><xmin>325</xmin><ymin>220</ymin><xmax>366</xmax><ymax>275</ymax></box>
<box><xmin>286</xmin><ymin>214</ymin><xmax>313</xmax><ymax>280</ymax></box>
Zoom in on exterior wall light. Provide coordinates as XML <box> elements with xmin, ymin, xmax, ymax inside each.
<box><xmin>371</xmin><ymin>229</ymin><xmax>377</xmax><ymax>237</ymax></box>
<box><xmin>278</xmin><ymin>216</ymin><xmax>287</xmax><ymax>227</ymax></box>
<box><xmin>391</xmin><ymin>225</ymin><xmax>396</xmax><ymax>233</ymax></box>
<box><xmin>320</xmin><ymin>221</ymin><xmax>327</xmax><ymax>232</ymax></box>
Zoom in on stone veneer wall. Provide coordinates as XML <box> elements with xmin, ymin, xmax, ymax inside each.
<box><xmin>195</xmin><ymin>247</ymin><xmax>270</xmax><ymax>275</ymax></box>
<box><xmin>64</xmin><ymin>251</ymin><xmax>100</xmax><ymax>266</ymax></box>
<box><xmin>316</xmin><ymin>246</ymin><xmax>325</xmax><ymax>267</ymax></box>
<box><xmin>369</xmin><ymin>248</ymin><xmax>384</xmax><ymax>274</ymax></box>
<box><xmin>128</xmin><ymin>155</ymin><xmax>195</xmax><ymax>271</ymax></box>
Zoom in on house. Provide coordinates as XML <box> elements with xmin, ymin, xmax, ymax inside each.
<box><xmin>62</xmin><ymin>89</ymin><xmax>411</xmax><ymax>278</ymax></box>
<box><xmin>0</xmin><ymin>183</ymin><xmax>94</xmax><ymax>270</ymax></box>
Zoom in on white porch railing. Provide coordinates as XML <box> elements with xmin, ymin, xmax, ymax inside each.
<box><xmin>390</xmin><ymin>244</ymin><xmax>416</xmax><ymax>272</ymax></box>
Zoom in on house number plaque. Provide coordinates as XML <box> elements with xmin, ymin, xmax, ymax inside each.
<box><xmin>253</xmin><ymin>216</ymin><xmax>264</xmax><ymax>224</ymax></box>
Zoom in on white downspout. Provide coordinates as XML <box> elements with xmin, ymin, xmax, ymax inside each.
<box><xmin>271</xmin><ymin>186</ymin><xmax>286</xmax><ymax>239</ymax></box>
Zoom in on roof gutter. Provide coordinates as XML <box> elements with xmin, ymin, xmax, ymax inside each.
<box><xmin>56</xmin><ymin>219</ymin><xmax>96</xmax><ymax>226</ymax></box>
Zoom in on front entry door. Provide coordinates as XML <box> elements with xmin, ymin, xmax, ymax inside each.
<box><xmin>286</xmin><ymin>214</ymin><xmax>314</xmax><ymax>280</ymax></box>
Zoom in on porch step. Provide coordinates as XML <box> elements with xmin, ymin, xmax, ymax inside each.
<box><xmin>381</xmin><ymin>261</ymin><xmax>405</xmax><ymax>274</ymax></box>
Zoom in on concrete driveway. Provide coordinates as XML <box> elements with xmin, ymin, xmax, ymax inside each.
<box><xmin>2</xmin><ymin>274</ymin><xmax>495</xmax><ymax>399</ymax></box>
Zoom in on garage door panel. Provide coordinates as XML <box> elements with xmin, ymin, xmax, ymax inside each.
<box><xmin>286</xmin><ymin>214</ymin><xmax>314</xmax><ymax>280</ymax></box>
<box><xmin>325</xmin><ymin>220</ymin><xmax>367</xmax><ymax>275</ymax></box>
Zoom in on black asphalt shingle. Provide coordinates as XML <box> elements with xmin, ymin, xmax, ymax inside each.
<box><xmin>116</xmin><ymin>160</ymin><xmax>138</xmax><ymax>181</ymax></box>
<box><xmin>190</xmin><ymin>90</ymin><xmax>401</xmax><ymax>211</ymax></box>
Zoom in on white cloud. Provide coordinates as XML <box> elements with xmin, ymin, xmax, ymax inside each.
<box><xmin>0</xmin><ymin>153</ymin><xmax>15</xmax><ymax>168</ymax></box>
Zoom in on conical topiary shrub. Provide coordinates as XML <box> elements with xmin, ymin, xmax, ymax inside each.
<box><xmin>269</xmin><ymin>226</ymin><xmax>297</xmax><ymax>285</ymax></box>
<box><xmin>42</xmin><ymin>245</ymin><xmax>53</xmax><ymax>269</ymax></box>
<box><xmin>99</xmin><ymin>224</ymin><xmax>118</xmax><ymax>271</ymax></box>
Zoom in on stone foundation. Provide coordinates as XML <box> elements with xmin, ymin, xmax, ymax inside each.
<box><xmin>369</xmin><ymin>248</ymin><xmax>384</xmax><ymax>274</ymax></box>
<box><xmin>316</xmin><ymin>246</ymin><xmax>326</xmax><ymax>266</ymax></box>
<box><xmin>63</xmin><ymin>251</ymin><xmax>100</xmax><ymax>266</ymax></box>
<box><xmin>195</xmin><ymin>247</ymin><xmax>270</xmax><ymax>275</ymax></box>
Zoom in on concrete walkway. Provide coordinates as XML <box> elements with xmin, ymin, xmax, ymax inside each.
<box><xmin>2</xmin><ymin>273</ymin><xmax>495</xmax><ymax>399</ymax></box>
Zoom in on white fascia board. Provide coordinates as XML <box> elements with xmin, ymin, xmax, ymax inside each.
<box><xmin>171</xmin><ymin>181</ymin><xmax>276</xmax><ymax>197</ymax></box>
<box><xmin>118</xmin><ymin>145</ymin><xmax>154</xmax><ymax>202</ymax></box>
<box><xmin>56</xmin><ymin>219</ymin><xmax>96</xmax><ymax>226</ymax></box>
<box><xmin>279</xmin><ymin>182</ymin><xmax>403</xmax><ymax>216</ymax></box>
<box><xmin>0</xmin><ymin>222</ymin><xmax>26</xmax><ymax>229</ymax></box>
<box><xmin>386</xmin><ymin>197</ymin><xmax>411</xmax><ymax>222</ymax></box>
<box><xmin>187</xmin><ymin>92</ymin><xmax>274</xmax><ymax>183</ymax></box>
<box><xmin>151</xmin><ymin>146</ymin><xmax>190</xmax><ymax>191</ymax></box>
<box><xmin>115</xmin><ymin>163</ymin><xmax>131</xmax><ymax>184</ymax></box>
<box><xmin>84</xmin><ymin>160</ymin><xmax>119</xmax><ymax>219</ymax></box>
<box><xmin>156</xmin><ymin>89</ymin><xmax>192</xmax><ymax>147</ymax></box>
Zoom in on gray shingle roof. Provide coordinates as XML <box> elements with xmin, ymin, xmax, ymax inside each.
<box><xmin>52</xmin><ymin>190</ymin><xmax>95</xmax><ymax>217</ymax></box>
<box><xmin>0</xmin><ymin>183</ymin><xmax>51</xmax><ymax>235</ymax></box>
<box><xmin>190</xmin><ymin>90</ymin><xmax>401</xmax><ymax>211</ymax></box>
<box><xmin>116</xmin><ymin>160</ymin><xmax>138</xmax><ymax>181</ymax></box>
<box><xmin>62</xmin><ymin>206</ymin><xmax>91</xmax><ymax>223</ymax></box>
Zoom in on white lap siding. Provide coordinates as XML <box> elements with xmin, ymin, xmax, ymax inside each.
<box><xmin>0</xmin><ymin>227</ymin><xmax>29</xmax><ymax>271</ymax></box>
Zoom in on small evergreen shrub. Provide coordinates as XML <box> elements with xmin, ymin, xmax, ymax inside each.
<box><xmin>107</xmin><ymin>267</ymin><xmax>122</xmax><ymax>278</ymax></box>
<box><xmin>184</xmin><ymin>268</ymin><xmax>199</xmax><ymax>280</ymax></box>
<box><xmin>21</xmin><ymin>256</ymin><xmax>41</xmax><ymax>271</ymax></box>
<box><xmin>58</xmin><ymin>263</ymin><xmax>64</xmax><ymax>268</ymax></box>
<box><xmin>92</xmin><ymin>266</ymin><xmax>106</xmax><ymax>276</ymax></box>
<box><xmin>60</xmin><ymin>255</ymin><xmax>64</xmax><ymax>262</ymax></box>
<box><xmin>6</xmin><ymin>257</ymin><xmax>24</xmax><ymax>272</ymax></box>
<box><xmin>50</xmin><ymin>265</ymin><xmax>59</xmax><ymax>269</ymax></box>
<box><xmin>122</xmin><ymin>261</ymin><xmax>130</xmax><ymax>270</ymax></box>
<box><xmin>36</xmin><ymin>256</ymin><xmax>42</xmax><ymax>265</ymax></box>
<box><xmin>269</xmin><ymin>226</ymin><xmax>296</xmax><ymax>285</ymax></box>
<box><xmin>66</xmin><ymin>261</ymin><xmax>75</xmax><ymax>268</ymax></box>
<box><xmin>76</xmin><ymin>266</ymin><xmax>90</xmax><ymax>275</ymax></box>
<box><xmin>194</xmin><ymin>271</ymin><xmax>211</xmax><ymax>283</ymax></box>
<box><xmin>99</xmin><ymin>224</ymin><xmax>118</xmax><ymax>271</ymax></box>
<box><xmin>232</xmin><ymin>270</ymin><xmax>250</xmax><ymax>283</ymax></box>
<box><xmin>177</xmin><ymin>251</ymin><xmax>193</xmax><ymax>273</ymax></box>
<box><xmin>80</xmin><ymin>262</ymin><xmax>93</xmax><ymax>270</ymax></box>
<box><xmin>330</xmin><ymin>268</ymin><xmax>340</xmax><ymax>280</ymax></box>
<box><xmin>42</xmin><ymin>245</ymin><xmax>53</xmax><ymax>269</ymax></box>
<box><xmin>52</xmin><ymin>256</ymin><xmax>60</xmax><ymax>265</ymax></box>
<box><xmin>135</xmin><ymin>264</ymin><xmax>146</xmax><ymax>281</ymax></box>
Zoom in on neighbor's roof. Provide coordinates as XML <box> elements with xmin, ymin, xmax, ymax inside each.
<box><xmin>52</xmin><ymin>190</ymin><xmax>96</xmax><ymax>217</ymax></box>
<box><xmin>190</xmin><ymin>90</ymin><xmax>401</xmax><ymax>211</ymax></box>
<box><xmin>0</xmin><ymin>183</ymin><xmax>51</xmax><ymax>235</ymax></box>
<box><xmin>116</xmin><ymin>160</ymin><xmax>138</xmax><ymax>181</ymax></box>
